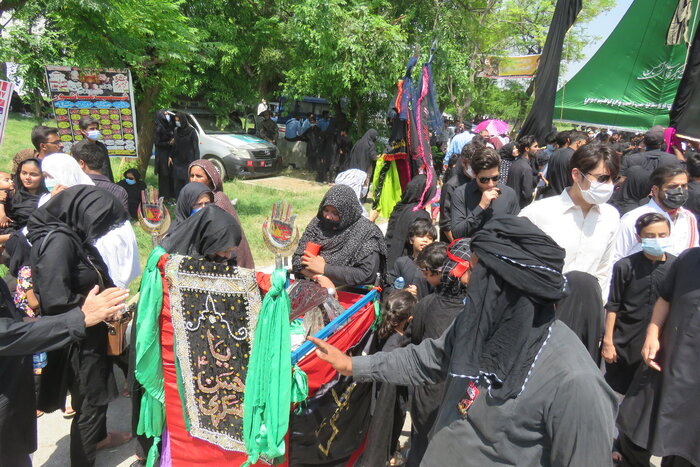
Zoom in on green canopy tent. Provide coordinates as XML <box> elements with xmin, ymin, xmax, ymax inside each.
<box><xmin>554</xmin><ymin>0</ymin><xmax>700</xmax><ymax>131</ymax></box>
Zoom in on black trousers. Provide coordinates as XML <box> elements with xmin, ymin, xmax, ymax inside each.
<box><xmin>69</xmin><ymin>384</ymin><xmax>108</xmax><ymax>467</ymax></box>
<box><xmin>620</xmin><ymin>434</ymin><xmax>696</xmax><ymax>467</ymax></box>
<box><xmin>0</xmin><ymin>450</ymin><xmax>31</xmax><ymax>467</ymax></box>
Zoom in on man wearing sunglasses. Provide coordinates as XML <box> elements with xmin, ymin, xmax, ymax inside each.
<box><xmin>451</xmin><ymin>146</ymin><xmax>519</xmax><ymax>238</ymax></box>
<box><xmin>521</xmin><ymin>143</ymin><xmax>620</xmax><ymax>301</ymax></box>
<box><xmin>30</xmin><ymin>125</ymin><xmax>64</xmax><ymax>160</ymax></box>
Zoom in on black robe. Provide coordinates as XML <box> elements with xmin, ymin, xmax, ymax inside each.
<box><xmin>0</xmin><ymin>281</ymin><xmax>86</xmax><ymax>462</ymax></box>
<box><xmin>609</xmin><ymin>165</ymin><xmax>652</xmax><ymax>216</ymax></box>
<box><xmin>544</xmin><ymin>147</ymin><xmax>574</xmax><ymax>197</ymax></box>
<box><xmin>117</xmin><ymin>178</ymin><xmax>147</xmax><ymax>220</ymax></box>
<box><xmin>154</xmin><ymin>110</ymin><xmax>175</xmax><ymax>199</ymax></box>
<box><xmin>604</xmin><ymin>251</ymin><xmax>675</xmax><ymax>394</ymax></box>
<box><xmin>172</xmin><ymin>122</ymin><xmax>200</xmax><ymax>194</ymax></box>
<box><xmin>505</xmin><ymin>156</ymin><xmax>537</xmax><ymax>208</ymax></box>
<box><xmin>555</xmin><ymin>271</ymin><xmax>604</xmax><ymax>364</ymax></box>
<box><xmin>618</xmin><ymin>248</ymin><xmax>700</xmax><ymax>465</ymax></box>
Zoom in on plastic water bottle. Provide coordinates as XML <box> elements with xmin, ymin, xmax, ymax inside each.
<box><xmin>393</xmin><ymin>276</ymin><xmax>406</xmax><ymax>290</ymax></box>
<box><xmin>33</xmin><ymin>352</ymin><xmax>47</xmax><ymax>370</ymax></box>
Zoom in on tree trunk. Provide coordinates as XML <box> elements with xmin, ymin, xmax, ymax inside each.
<box><xmin>135</xmin><ymin>83</ymin><xmax>161</xmax><ymax>175</ymax></box>
<box><xmin>31</xmin><ymin>88</ymin><xmax>43</xmax><ymax>123</ymax></box>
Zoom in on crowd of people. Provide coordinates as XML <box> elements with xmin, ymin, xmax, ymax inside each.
<box><xmin>0</xmin><ymin>111</ymin><xmax>698</xmax><ymax>467</ymax></box>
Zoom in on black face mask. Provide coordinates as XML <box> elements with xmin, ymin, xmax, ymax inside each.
<box><xmin>319</xmin><ymin>217</ymin><xmax>341</xmax><ymax>231</ymax></box>
<box><xmin>661</xmin><ymin>187</ymin><xmax>689</xmax><ymax>210</ymax></box>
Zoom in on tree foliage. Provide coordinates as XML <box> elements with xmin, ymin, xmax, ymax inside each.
<box><xmin>1</xmin><ymin>0</ymin><xmax>616</xmax><ymax>169</ymax></box>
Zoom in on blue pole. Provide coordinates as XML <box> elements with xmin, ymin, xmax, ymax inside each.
<box><xmin>291</xmin><ymin>288</ymin><xmax>379</xmax><ymax>365</ymax></box>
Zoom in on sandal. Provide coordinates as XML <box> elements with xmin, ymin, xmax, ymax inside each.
<box><xmin>96</xmin><ymin>431</ymin><xmax>133</xmax><ymax>450</ymax></box>
<box><xmin>36</xmin><ymin>410</ymin><xmax>44</xmax><ymax>418</ymax></box>
<box><xmin>63</xmin><ymin>406</ymin><xmax>76</xmax><ymax>419</ymax></box>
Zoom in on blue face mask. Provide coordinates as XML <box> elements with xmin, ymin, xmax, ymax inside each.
<box><xmin>86</xmin><ymin>129</ymin><xmax>101</xmax><ymax>141</ymax></box>
<box><xmin>124</xmin><ymin>178</ymin><xmax>136</xmax><ymax>185</ymax></box>
<box><xmin>641</xmin><ymin>238</ymin><xmax>670</xmax><ymax>257</ymax></box>
<box><xmin>175</xmin><ymin>121</ymin><xmax>182</xmax><ymax>128</ymax></box>
<box><xmin>191</xmin><ymin>207</ymin><xmax>203</xmax><ymax>215</ymax></box>
<box><xmin>44</xmin><ymin>178</ymin><xmax>57</xmax><ymax>191</ymax></box>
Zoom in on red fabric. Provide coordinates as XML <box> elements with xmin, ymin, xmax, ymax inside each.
<box><xmin>395</xmin><ymin>158</ymin><xmax>412</xmax><ymax>191</ymax></box>
<box><xmin>255</xmin><ymin>271</ymin><xmax>272</xmax><ymax>295</ymax></box>
<box><xmin>297</xmin><ymin>290</ymin><xmax>376</xmax><ymax>398</ymax></box>
<box><xmin>158</xmin><ymin>267</ymin><xmax>373</xmax><ymax>465</ymax></box>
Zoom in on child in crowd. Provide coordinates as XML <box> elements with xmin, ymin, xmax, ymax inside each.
<box><xmin>602</xmin><ymin>212</ymin><xmax>676</xmax><ymax>395</ymax></box>
<box><xmin>408</xmin><ymin>239</ymin><xmax>472</xmax><ymax>467</ymax></box>
<box><xmin>359</xmin><ymin>290</ymin><xmax>417</xmax><ymax>466</ymax></box>
<box><xmin>0</xmin><ymin>171</ymin><xmax>15</xmax><ymax>230</ymax></box>
<box><xmin>385</xmin><ymin>218</ymin><xmax>437</xmax><ymax>299</ymax></box>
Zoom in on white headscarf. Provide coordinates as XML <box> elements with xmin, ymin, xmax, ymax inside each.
<box><xmin>38</xmin><ymin>152</ymin><xmax>94</xmax><ymax>207</ymax></box>
<box><xmin>41</xmin><ymin>152</ymin><xmax>95</xmax><ymax>187</ymax></box>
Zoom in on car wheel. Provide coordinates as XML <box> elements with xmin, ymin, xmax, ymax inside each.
<box><xmin>206</xmin><ymin>157</ymin><xmax>228</xmax><ymax>181</ymax></box>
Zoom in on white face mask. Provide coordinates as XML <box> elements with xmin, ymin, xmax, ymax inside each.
<box><xmin>577</xmin><ymin>177</ymin><xmax>614</xmax><ymax>204</ymax></box>
<box><xmin>465</xmin><ymin>166</ymin><xmax>474</xmax><ymax>178</ymax></box>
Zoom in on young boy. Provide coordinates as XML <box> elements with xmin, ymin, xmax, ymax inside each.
<box><xmin>0</xmin><ymin>171</ymin><xmax>15</xmax><ymax>230</ymax></box>
<box><xmin>602</xmin><ymin>212</ymin><xmax>676</xmax><ymax>395</ymax></box>
<box><xmin>385</xmin><ymin>218</ymin><xmax>437</xmax><ymax>299</ymax></box>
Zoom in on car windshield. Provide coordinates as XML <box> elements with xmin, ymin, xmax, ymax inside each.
<box><xmin>191</xmin><ymin>114</ymin><xmax>244</xmax><ymax>135</ymax></box>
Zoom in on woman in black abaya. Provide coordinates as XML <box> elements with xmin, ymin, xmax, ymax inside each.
<box><xmin>161</xmin><ymin>205</ymin><xmax>242</xmax><ymax>260</ymax></box>
<box><xmin>154</xmin><ymin>110</ymin><xmax>175</xmax><ymax>201</ymax></box>
<box><xmin>292</xmin><ymin>184</ymin><xmax>387</xmax><ymax>288</ymax></box>
<box><xmin>172</xmin><ymin>112</ymin><xmax>200</xmax><ymax>198</ymax></box>
<box><xmin>384</xmin><ymin>174</ymin><xmax>436</xmax><ymax>270</ymax></box>
<box><xmin>173</xmin><ymin>182</ymin><xmax>214</xmax><ymax>224</ymax></box>
<box><xmin>555</xmin><ymin>271</ymin><xmax>604</xmax><ymax>364</ymax></box>
<box><xmin>27</xmin><ymin>186</ymin><xmax>132</xmax><ymax>466</ymax></box>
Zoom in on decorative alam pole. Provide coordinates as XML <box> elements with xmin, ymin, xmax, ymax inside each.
<box><xmin>137</xmin><ymin>186</ymin><xmax>171</xmax><ymax>246</ymax></box>
<box><xmin>262</xmin><ymin>200</ymin><xmax>299</xmax><ymax>269</ymax></box>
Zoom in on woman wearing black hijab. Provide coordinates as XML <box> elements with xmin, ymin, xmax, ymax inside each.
<box><xmin>172</xmin><ymin>112</ymin><xmax>200</xmax><ymax>198</ymax></box>
<box><xmin>343</xmin><ymin>129</ymin><xmax>378</xmax><ymax>172</ymax></box>
<box><xmin>384</xmin><ymin>174</ymin><xmax>436</xmax><ymax>270</ymax></box>
<box><xmin>609</xmin><ymin>165</ymin><xmax>652</xmax><ymax>215</ymax></box>
<box><xmin>555</xmin><ymin>271</ymin><xmax>604</xmax><ymax>364</ymax></box>
<box><xmin>161</xmin><ymin>205</ymin><xmax>242</xmax><ymax>261</ymax></box>
<box><xmin>311</xmin><ymin>216</ymin><xmax>617</xmax><ymax>466</ymax></box>
<box><xmin>497</xmin><ymin>142</ymin><xmax>517</xmax><ymax>185</ymax></box>
<box><xmin>11</xmin><ymin>158</ymin><xmax>47</xmax><ymax>228</ymax></box>
<box><xmin>292</xmin><ymin>184</ymin><xmax>387</xmax><ymax>288</ymax></box>
<box><xmin>153</xmin><ymin>110</ymin><xmax>175</xmax><ymax>201</ymax></box>
<box><xmin>116</xmin><ymin>168</ymin><xmax>147</xmax><ymax>220</ymax></box>
<box><xmin>27</xmin><ymin>186</ymin><xmax>131</xmax><ymax>466</ymax></box>
<box><xmin>173</xmin><ymin>182</ymin><xmax>214</xmax><ymax>224</ymax></box>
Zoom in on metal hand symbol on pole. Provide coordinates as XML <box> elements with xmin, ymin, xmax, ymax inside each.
<box><xmin>262</xmin><ymin>200</ymin><xmax>299</xmax><ymax>269</ymax></box>
<box><xmin>137</xmin><ymin>186</ymin><xmax>171</xmax><ymax>246</ymax></box>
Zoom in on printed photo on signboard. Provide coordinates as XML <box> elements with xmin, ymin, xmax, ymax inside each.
<box><xmin>45</xmin><ymin>66</ymin><xmax>138</xmax><ymax>157</ymax></box>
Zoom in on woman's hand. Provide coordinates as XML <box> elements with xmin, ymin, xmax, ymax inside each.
<box><xmin>308</xmin><ymin>336</ymin><xmax>353</xmax><ymax>376</ymax></box>
<box><xmin>641</xmin><ymin>335</ymin><xmax>662</xmax><ymax>371</ymax></box>
<box><xmin>81</xmin><ymin>286</ymin><xmax>130</xmax><ymax>327</ymax></box>
<box><xmin>405</xmin><ymin>284</ymin><xmax>418</xmax><ymax>297</ymax></box>
<box><xmin>302</xmin><ymin>253</ymin><xmax>326</xmax><ymax>275</ymax></box>
<box><xmin>601</xmin><ymin>340</ymin><xmax>618</xmax><ymax>364</ymax></box>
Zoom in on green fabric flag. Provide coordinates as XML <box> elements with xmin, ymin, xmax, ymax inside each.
<box><xmin>134</xmin><ymin>246</ymin><xmax>167</xmax><ymax>467</ymax></box>
<box><xmin>554</xmin><ymin>0</ymin><xmax>700</xmax><ymax>130</ymax></box>
<box><xmin>372</xmin><ymin>157</ymin><xmax>402</xmax><ymax>217</ymax></box>
<box><xmin>243</xmin><ymin>268</ymin><xmax>304</xmax><ymax>466</ymax></box>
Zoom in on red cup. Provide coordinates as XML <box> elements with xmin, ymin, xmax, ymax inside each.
<box><xmin>305</xmin><ymin>242</ymin><xmax>321</xmax><ymax>256</ymax></box>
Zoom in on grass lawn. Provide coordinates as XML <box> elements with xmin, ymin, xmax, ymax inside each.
<box><xmin>0</xmin><ymin>113</ymin><xmax>338</xmax><ymax>293</ymax></box>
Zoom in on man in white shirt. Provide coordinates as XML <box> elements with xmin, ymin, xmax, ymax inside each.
<box><xmin>521</xmin><ymin>143</ymin><xmax>620</xmax><ymax>300</ymax></box>
<box><xmin>612</xmin><ymin>165</ymin><xmax>698</xmax><ymax>263</ymax></box>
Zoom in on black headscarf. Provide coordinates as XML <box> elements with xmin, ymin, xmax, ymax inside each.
<box><xmin>155</xmin><ymin>109</ymin><xmax>171</xmax><ymax>131</ymax></box>
<box><xmin>343</xmin><ymin>129</ymin><xmax>378</xmax><ymax>171</ymax></box>
<box><xmin>161</xmin><ymin>205</ymin><xmax>242</xmax><ymax>259</ymax></box>
<box><xmin>4</xmin><ymin>231</ymin><xmax>32</xmax><ymax>278</ymax></box>
<box><xmin>174</xmin><ymin>182</ymin><xmax>213</xmax><ymax>223</ymax></box>
<box><xmin>292</xmin><ymin>184</ymin><xmax>387</xmax><ymax>273</ymax></box>
<box><xmin>11</xmin><ymin>158</ymin><xmax>48</xmax><ymax>228</ymax></box>
<box><xmin>451</xmin><ymin>216</ymin><xmax>567</xmax><ymax>400</ymax></box>
<box><xmin>610</xmin><ymin>165</ymin><xmax>652</xmax><ymax>215</ymax></box>
<box><xmin>555</xmin><ymin>271</ymin><xmax>604</xmax><ymax>364</ymax></box>
<box><xmin>384</xmin><ymin>174</ymin><xmax>436</xmax><ymax>269</ymax></box>
<box><xmin>26</xmin><ymin>185</ymin><xmax>128</xmax><ymax>277</ymax></box>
